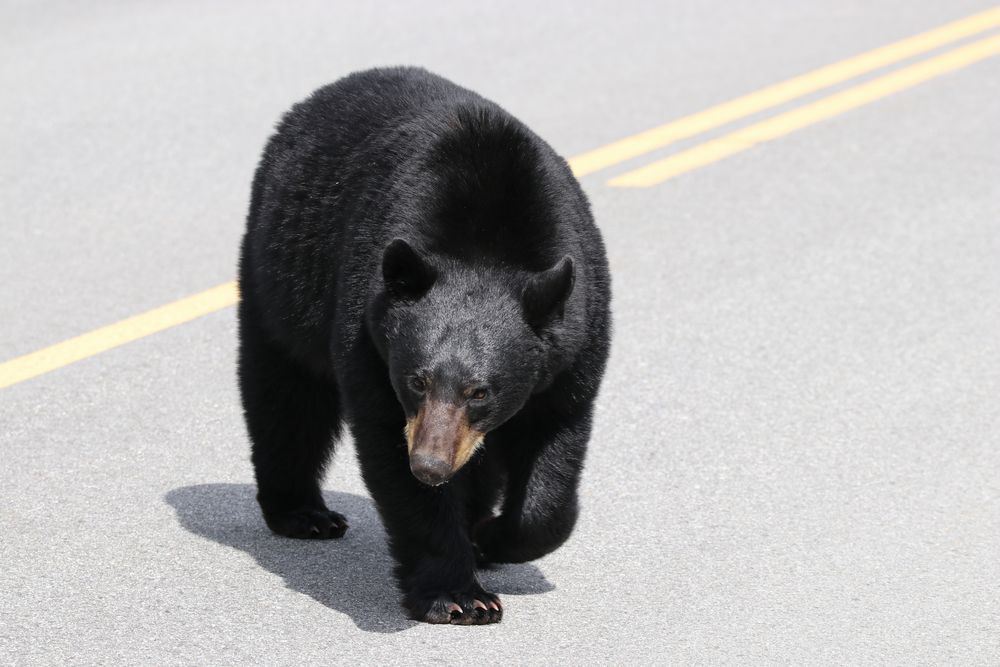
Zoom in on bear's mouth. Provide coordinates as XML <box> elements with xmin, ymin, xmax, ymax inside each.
<box><xmin>404</xmin><ymin>399</ymin><xmax>484</xmax><ymax>486</ymax></box>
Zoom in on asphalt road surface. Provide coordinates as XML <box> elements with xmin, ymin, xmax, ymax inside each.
<box><xmin>2</xmin><ymin>1</ymin><xmax>999</xmax><ymax>664</ymax></box>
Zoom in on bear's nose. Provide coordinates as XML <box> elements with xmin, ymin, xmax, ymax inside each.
<box><xmin>409</xmin><ymin>454</ymin><xmax>452</xmax><ymax>486</ymax></box>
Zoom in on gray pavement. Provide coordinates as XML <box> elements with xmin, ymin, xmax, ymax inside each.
<box><xmin>2</xmin><ymin>1</ymin><xmax>999</xmax><ymax>664</ymax></box>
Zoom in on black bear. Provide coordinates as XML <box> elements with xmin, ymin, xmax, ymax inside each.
<box><xmin>238</xmin><ymin>67</ymin><xmax>611</xmax><ymax>625</ymax></box>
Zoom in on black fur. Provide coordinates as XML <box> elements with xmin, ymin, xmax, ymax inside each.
<box><xmin>238</xmin><ymin>67</ymin><xmax>611</xmax><ymax>625</ymax></box>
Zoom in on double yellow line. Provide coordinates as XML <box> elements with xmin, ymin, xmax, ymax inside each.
<box><xmin>2</xmin><ymin>6</ymin><xmax>1000</xmax><ymax>390</ymax></box>
<box><xmin>567</xmin><ymin>5</ymin><xmax>1000</xmax><ymax>185</ymax></box>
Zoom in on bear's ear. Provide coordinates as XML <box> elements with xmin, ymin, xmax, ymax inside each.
<box><xmin>522</xmin><ymin>256</ymin><xmax>575</xmax><ymax>328</ymax></box>
<box><xmin>382</xmin><ymin>238</ymin><xmax>437</xmax><ymax>301</ymax></box>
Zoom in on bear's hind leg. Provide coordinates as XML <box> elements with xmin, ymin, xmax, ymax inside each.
<box><xmin>474</xmin><ymin>410</ymin><xmax>591</xmax><ymax>563</ymax></box>
<box><xmin>238</xmin><ymin>312</ymin><xmax>347</xmax><ymax>540</ymax></box>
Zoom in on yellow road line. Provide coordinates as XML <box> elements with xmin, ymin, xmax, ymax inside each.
<box><xmin>608</xmin><ymin>33</ymin><xmax>1000</xmax><ymax>188</ymax></box>
<box><xmin>0</xmin><ymin>282</ymin><xmax>239</xmax><ymax>389</ymax></box>
<box><xmin>567</xmin><ymin>5</ymin><xmax>1000</xmax><ymax>177</ymax></box>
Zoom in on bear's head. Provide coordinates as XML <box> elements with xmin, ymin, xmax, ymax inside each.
<box><xmin>375</xmin><ymin>238</ymin><xmax>574</xmax><ymax>486</ymax></box>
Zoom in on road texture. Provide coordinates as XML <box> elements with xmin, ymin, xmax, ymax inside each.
<box><xmin>2</xmin><ymin>1</ymin><xmax>999</xmax><ymax>664</ymax></box>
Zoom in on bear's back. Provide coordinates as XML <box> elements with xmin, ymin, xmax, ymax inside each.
<box><xmin>242</xmin><ymin>68</ymin><xmax>477</xmax><ymax>361</ymax></box>
<box><xmin>278</xmin><ymin>67</ymin><xmax>480</xmax><ymax>158</ymax></box>
<box><xmin>241</xmin><ymin>68</ymin><xmax>606</xmax><ymax>382</ymax></box>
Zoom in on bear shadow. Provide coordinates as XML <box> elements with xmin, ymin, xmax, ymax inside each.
<box><xmin>164</xmin><ymin>483</ymin><xmax>554</xmax><ymax>633</ymax></box>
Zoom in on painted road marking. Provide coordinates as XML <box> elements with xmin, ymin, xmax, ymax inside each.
<box><xmin>2</xmin><ymin>10</ymin><xmax>999</xmax><ymax>390</ymax></box>
<box><xmin>0</xmin><ymin>282</ymin><xmax>239</xmax><ymax>390</ymax></box>
<box><xmin>568</xmin><ymin>5</ymin><xmax>1000</xmax><ymax>177</ymax></box>
<box><xmin>608</xmin><ymin>33</ymin><xmax>1000</xmax><ymax>187</ymax></box>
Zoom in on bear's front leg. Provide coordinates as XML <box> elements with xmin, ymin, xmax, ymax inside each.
<box><xmin>352</xmin><ymin>421</ymin><xmax>502</xmax><ymax>625</ymax></box>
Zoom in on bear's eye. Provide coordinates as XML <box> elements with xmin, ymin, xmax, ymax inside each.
<box><xmin>470</xmin><ymin>388</ymin><xmax>488</xmax><ymax>401</ymax></box>
<box><xmin>410</xmin><ymin>376</ymin><xmax>427</xmax><ymax>393</ymax></box>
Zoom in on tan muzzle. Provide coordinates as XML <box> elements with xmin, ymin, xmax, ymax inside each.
<box><xmin>405</xmin><ymin>399</ymin><xmax>484</xmax><ymax>486</ymax></box>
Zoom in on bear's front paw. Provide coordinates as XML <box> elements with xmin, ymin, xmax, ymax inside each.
<box><xmin>406</xmin><ymin>584</ymin><xmax>503</xmax><ymax>625</ymax></box>
<box><xmin>263</xmin><ymin>506</ymin><xmax>348</xmax><ymax>539</ymax></box>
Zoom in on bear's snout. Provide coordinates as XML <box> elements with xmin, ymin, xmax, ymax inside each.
<box><xmin>409</xmin><ymin>453</ymin><xmax>452</xmax><ymax>486</ymax></box>
<box><xmin>405</xmin><ymin>398</ymin><xmax>484</xmax><ymax>485</ymax></box>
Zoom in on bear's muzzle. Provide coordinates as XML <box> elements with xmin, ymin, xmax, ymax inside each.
<box><xmin>405</xmin><ymin>399</ymin><xmax>484</xmax><ymax>486</ymax></box>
